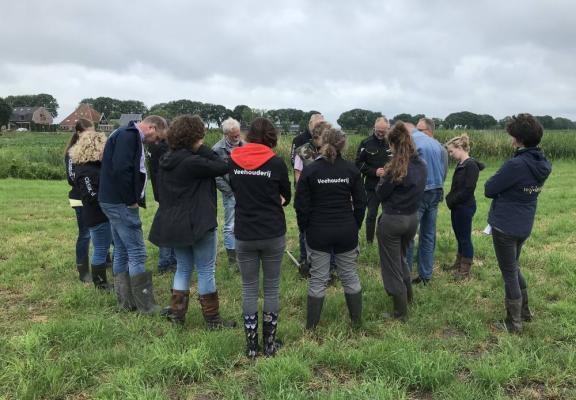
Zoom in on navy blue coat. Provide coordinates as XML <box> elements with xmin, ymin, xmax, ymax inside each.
<box><xmin>99</xmin><ymin>122</ymin><xmax>147</xmax><ymax>207</ymax></box>
<box><xmin>485</xmin><ymin>147</ymin><xmax>552</xmax><ymax>238</ymax></box>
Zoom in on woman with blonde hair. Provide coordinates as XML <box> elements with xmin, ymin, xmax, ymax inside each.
<box><xmin>70</xmin><ymin>130</ymin><xmax>113</xmax><ymax>290</ymax></box>
<box><xmin>376</xmin><ymin>121</ymin><xmax>427</xmax><ymax>321</ymax></box>
<box><xmin>444</xmin><ymin>133</ymin><xmax>484</xmax><ymax>279</ymax></box>
<box><xmin>295</xmin><ymin>127</ymin><xmax>366</xmax><ymax>329</ymax></box>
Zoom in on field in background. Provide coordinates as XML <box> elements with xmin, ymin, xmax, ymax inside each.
<box><xmin>1</xmin><ymin>160</ymin><xmax>576</xmax><ymax>399</ymax></box>
<box><xmin>1</xmin><ymin>129</ymin><xmax>576</xmax><ymax>179</ymax></box>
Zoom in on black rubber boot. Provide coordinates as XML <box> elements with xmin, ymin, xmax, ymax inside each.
<box><xmin>504</xmin><ymin>297</ymin><xmax>523</xmax><ymax>333</ymax></box>
<box><xmin>243</xmin><ymin>313</ymin><xmax>259</xmax><ymax>359</ymax></box>
<box><xmin>198</xmin><ymin>292</ymin><xmax>237</xmax><ymax>329</ymax></box>
<box><xmin>306</xmin><ymin>295</ymin><xmax>325</xmax><ymax>330</ymax></box>
<box><xmin>76</xmin><ymin>260</ymin><xmax>91</xmax><ymax>283</ymax></box>
<box><xmin>161</xmin><ymin>289</ymin><xmax>190</xmax><ymax>325</ymax></box>
<box><xmin>130</xmin><ymin>271</ymin><xmax>160</xmax><ymax>315</ymax></box>
<box><xmin>91</xmin><ymin>264</ymin><xmax>112</xmax><ymax>291</ymax></box>
<box><xmin>366</xmin><ymin>222</ymin><xmax>375</xmax><ymax>244</ymax></box>
<box><xmin>113</xmin><ymin>271</ymin><xmax>136</xmax><ymax>311</ymax></box>
<box><xmin>262</xmin><ymin>312</ymin><xmax>282</xmax><ymax>357</ymax></box>
<box><xmin>521</xmin><ymin>289</ymin><xmax>533</xmax><ymax>322</ymax></box>
<box><xmin>344</xmin><ymin>291</ymin><xmax>363</xmax><ymax>327</ymax></box>
<box><xmin>383</xmin><ymin>293</ymin><xmax>408</xmax><ymax>322</ymax></box>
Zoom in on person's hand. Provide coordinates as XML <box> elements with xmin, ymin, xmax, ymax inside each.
<box><xmin>128</xmin><ymin>203</ymin><xmax>139</xmax><ymax>209</ymax></box>
<box><xmin>280</xmin><ymin>195</ymin><xmax>286</xmax><ymax>205</ymax></box>
<box><xmin>376</xmin><ymin>167</ymin><xmax>385</xmax><ymax>177</ymax></box>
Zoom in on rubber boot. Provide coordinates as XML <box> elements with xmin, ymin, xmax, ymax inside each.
<box><xmin>226</xmin><ymin>249</ymin><xmax>237</xmax><ymax>268</ymax></box>
<box><xmin>366</xmin><ymin>221</ymin><xmax>375</xmax><ymax>244</ymax></box>
<box><xmin>160</xmin><ymin>289</ymin><xmax>190</xmax><ymax>325</ymax></box>
<box><xmin>113</xmin><ymin>271</ymin><xmax>136</xmax><ymax>311</ymax></box>
<box><xmin>344</xmin><ymin>291</ymin><xmax>363</xmax><ymax>327</ymax></box>
<box><xmin>76</xmin><ymin>259</ymin><xmax>91</xmax><ymax>283</ymax></box>
<box><xmin>130</xmin><ymin>271</ymin><xmax>161</xmax><ymax>315</ymax></box>
<box><xmin>91</xmin><ymin>264</ymin><xmax>112</xmax><ymax>291</ymax></box>
<box><xmin>444</xmin><ymin>253</ymin><xmax>461</xmax><ymax>271</ymax></box>
<box><xmin>262</xmin><ymin>312</ymin><xmax>282</xmax><ymax>357</ymax></box>
<box><xmin>454</xmin><ymin>257</ymin><xmax>473</xmax><ymax>280</ymax></box>
<box><xmin>198</xmin><ymin>292</ymin><xmax>237</xmax><ymax>329</ymax></box>
<box><xmin>383</xmin><ymin>293</ymin><xmax>408</xmax><ymax>322</ymax></box>
<box><xmin>504</xmin><ymin>297</ymin><xmax>523</xmax><ymax>333</ymax></box>
<box><xmin>521</xmin><ymin>289</ymin><xmax>533</xmax><ymax>322</ymax></box>
<box><xmin>243</xmin><ymin>314</ymin><xmax>259</xmax><ymax>359</ymax></box>
<box><xmin>306</xmin><ymin>295</ymin><xmax>324</xmax><ymax>330</ymax></box>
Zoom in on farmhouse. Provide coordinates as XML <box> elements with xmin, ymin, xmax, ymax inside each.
<box><xmin>118</xmin><ymin>113</ymin><xmax>143</xmax><ymax>127</ymax></box>
<box><xmin>9</xmin><ymin>106</ymin><xmax>54</xmax><ymax>131</ymax></box>
<box><xmin>59</xmin><ymin>103</ymin><xmax>114</xmax><ymax>132</ymax></box>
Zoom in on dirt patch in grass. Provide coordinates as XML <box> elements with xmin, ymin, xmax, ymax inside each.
<box><xmin>408</xmin><ymin>389</ymin><xmax>434</xmax><ymax>400</ymax></box>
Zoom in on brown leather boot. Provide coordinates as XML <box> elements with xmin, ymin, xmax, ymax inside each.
<box><xmin>444</xmin><ymin>253</ymin><xmax>462</xmax><ymax>271</ymax></box>
<box><xmin>454</xmin><ymin>257</ymin><xmax>473</xmax><ymax>280</ymax></box>
<box><xmin>160</xmin><ymin>289</ymin><xmax>190</xmax><ymax>325</ymax></box>
<box><xmin>198</xmin><ymin>291</ymin><xmax>237</xmax><ymax>330</ymax></box>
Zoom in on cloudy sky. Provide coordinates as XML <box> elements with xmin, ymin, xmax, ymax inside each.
<box><xmin>1</xmin><ymin>0</ymin><xmax>575</xmax><ymax>123</ymax></box>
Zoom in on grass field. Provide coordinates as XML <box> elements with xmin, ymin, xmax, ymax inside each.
<box><xmin>1</xmin><ymin>159</ymin><xmax>575</xmax><ymax>399</ymax></box>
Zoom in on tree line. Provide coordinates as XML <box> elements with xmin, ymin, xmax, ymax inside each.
<box><xmin>1</xmin><ymin>93</ymin><xmax>575</xmax><ymax>132</ymax></box>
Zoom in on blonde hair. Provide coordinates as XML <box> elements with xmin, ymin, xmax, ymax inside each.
<box><xmin>445</xmin><ymin>133</ymin><xmax>470</xmax><ymax>152</ymax></box>
<box><xmin>311</xmin><ymin>121</ymin><xmax>332</xmax><ymax>139</ymax></box>
<box><xmin>319</xmin><ymin>128</ymin><xmax>346</xmax><ymax>163</ymax></box>
<box><xmin>69</xmin><ymin>131</ymin><xmax>107</xmax><ymax>164</ymax></box>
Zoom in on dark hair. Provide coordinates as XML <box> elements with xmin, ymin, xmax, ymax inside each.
<box><xmin>65</xmin><ymin>118</ymin><xmax>94</xmax><ymax>154</ymax></box>
<box><xmin>506</xmin><ymin>113</ymin><xmax>543</xmax><ymax>147</ymax></box>
<box><xmin>383</xmin><ymin>121</ymin><xmax>418</xmax><ymax>183</ymax></box>
<box><xmin>167</xmin><ymin>115</ymin><xmax>205</xmax><ymax>151</ymax></box>
<box><xmin>246</xmin><ymin>117</ymin><xmax>278</xmax><ymax>148</ymax></box>
<box><xmin>319</xmin><ymin>128</ymin><xmax>346</xmax><ymax>163</ymax></box>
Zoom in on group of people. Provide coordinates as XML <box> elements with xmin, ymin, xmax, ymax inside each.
<box><xmin>65</xmin><ymin>111</ymin><xmax>551</xmax><ymax>358</ymax></box>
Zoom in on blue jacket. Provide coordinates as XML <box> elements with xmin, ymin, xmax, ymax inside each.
<box><xmin>411</xmin><ymin>129</ymin><xmax>447</xmax><ymax>191</ymax></box>
<box><xmin>99</xmin><ymin>122</ymin><xmax>147</xmax><ymax>207</ymax></box>
<box><xmin>485</xmin><ymin>147</ymin><xmax>551</xmax><ymax>238</ymax></box>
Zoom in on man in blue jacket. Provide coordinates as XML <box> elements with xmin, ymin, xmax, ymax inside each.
<box><xmin>99</xmin><ymin>115</ymin><xmax>168</xmax><ymax>314</ymax></box>
<box><xmin>406</xmin><ymin>118</ymin><xmax>448</xmax><ymax>284</ymax></box>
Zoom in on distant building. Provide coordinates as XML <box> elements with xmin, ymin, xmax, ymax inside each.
<box><xmin>118</xmin><ymin>113</ymin><xmax>143</xmax><ymax>127</ymax></box>
<box><xmin>59</xmin><ymin>103</ymin><xmax>114</xmax><ymax>132</ymax></box>
<box><xmin>9</xmin><ymin>106</ymin><xmax>54</xmax><ymax>130</ymax></box>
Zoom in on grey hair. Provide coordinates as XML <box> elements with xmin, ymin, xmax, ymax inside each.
<box><xmin>374</xmin><ymin>116</ymin><xmax>389</xmax><ymax>126</ymax></box>
<box><xmin>418</xmin><ymin>117</ymin><xmax>435</xmax><ymax>132</ymax></box>
<box><xmin>221</xmin><ymin>117</ymin><xmax>241</xmax><ymax>134</ymax></box>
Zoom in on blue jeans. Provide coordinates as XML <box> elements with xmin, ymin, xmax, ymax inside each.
<box><xmin>100</xmin><ymin>203</ymin><xmax>147</xmax><ymax>277</ymax></box>
<box><xmin>407</xmin><ymin>188</ymin><xmax>443</xmax><ymax>280</ymax></box>
<box><xmin>173</xmin><ymin>229</ymin><xmax>217</xmax><ymax>295</ymax></box>
<box><xmin>450</xmin><ymin>205</ymin><xmax>476</xmax><ymax>258</ymax></box>
<box><xmin>222</xmin><ymin>194</ymin><xmax>236</xmax><ymax>250</ymax></box>
<box><xmin>89</xmin><ymin>221</ymin><xmax>113</xmax><ymax>265</ymax></box>
<box><xmin>74</xmin><ymin>207</ymin><xmax>91</xmax><ymax>264</ymax></box>
<box><xmin>158</xmin><ymin>247</ymin><xmax>176</xmax><ymax>269</ymax></box>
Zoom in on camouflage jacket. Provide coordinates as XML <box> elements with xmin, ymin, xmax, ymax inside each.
<box><xmin>295</xmin><ymin>141</ymin><xmax>319</xmax><ymax>169</ymax></box>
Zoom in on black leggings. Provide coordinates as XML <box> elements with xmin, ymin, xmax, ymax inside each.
<box><xmin>492</xmin><ymin>228</ymin><xmax>527</xmax><ymax>300</ymax></box>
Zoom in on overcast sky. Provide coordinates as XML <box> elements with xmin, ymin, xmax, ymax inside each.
<box><xmin>1</xmin><ymin>0</ymin><xmax>575</xmax><ymax>123</ymax></box>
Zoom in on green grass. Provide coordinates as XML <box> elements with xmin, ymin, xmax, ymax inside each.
<box><xmin>2</xmin><ymin>129</ymin><xmax>576</xmax><ymax>179</ymax></box>
<box><xmin>1</xmin><ymin>162</ymin><xmax>576</xmax><ymax>399</ymax></box>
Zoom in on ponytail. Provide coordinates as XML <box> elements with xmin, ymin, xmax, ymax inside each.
<box><xmin>319</xmin><ymin>128</ymin><xmax>346</xmax><ymax>163</ymax></box>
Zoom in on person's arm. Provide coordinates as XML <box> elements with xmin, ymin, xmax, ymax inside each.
<box><xmin>186</xmin><ymin>146</ymin><xmax>230</xmax><ymax>178</ymax></box>
<box><xmin>294</xmin><ymin>170</ymin><xmax>311</xmax><ymax>232</ymax></box>
<box><xmin>485</xmin><ymin>159</ymin><xmax>521</xmax><ymax>199</ymax></box>
<box><xmin>278</xmin><ymin>159</ymin><xmax>292</xmax><ymax>207</ymax></box>
<box><xmin>355</xmin><ymin>143</ymin><xmax>378</xmax><ymax>177</ymax></box>
<box><xmin>293</xmin><ymin>155</ymin><xmax>303</xmax><ymax>185</ymax></box>
<box><xmin>351</xmin><ymin>171</ymin><xmax>367</xmax><ymax>229</ymax></box>
<box><xmin>442</xmin><ymin>147</ymin><xmax>449</xmax><ymax>182</ymax></box>
<box><xmin>446</xmin><ymin>163</ymin><xmax>479</xmax><ymax>208</ymax></box>
<box><xmin>110</xmin><ymin>131</ymin><xmax>139</xmax><ymax>205</ymax></box>
<box><xmin>65</xmin><ymin>154</ymin><xmax>75</xmax><ymax>187</ymax></box>
<box><xmin>290</xmin><ymin>137</ymin><xmax>299</xmax><ymax>166</ymax></box>
<box><xmin>215</xmin><ymin>176</ymin><xmax>233</xmax><ymax>195</ymax></box>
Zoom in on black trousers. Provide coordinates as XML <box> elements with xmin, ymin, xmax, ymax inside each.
<box><xmin>492</xmin><ymin>228</ymin><xmax>528</xmax><ymax>300</ymax></box>
<box><xmin>365</xmin><ymin>190</ymin><xmax>382</xmax><ymax>242</ymax></box>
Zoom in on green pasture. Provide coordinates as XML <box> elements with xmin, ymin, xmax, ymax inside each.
<box><xmin>0</xmin><ymin>158</ymin><xmax>575</xmax><ymax>399</ymax></box>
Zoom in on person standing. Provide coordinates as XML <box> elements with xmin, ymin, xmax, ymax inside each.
<box><xmin>70</xmin><ymin>131</ymin><xmax>114</xmax><ymax>291</ymax></box>
<box><xmin>212</xmin><ymin>117</ymin><xmax>245</xmax><ymax>268</ymax></box>
<box><xmin>355</xmin><ymin>117</ymin><xmax>391</xmax><ymax>244</ymax></box>
<box><xmin>149</xmin><ymin>115</ymin><xmax>236</xmax><ymax>328</ymax></box>
<box><xmin>295</xmin><ymin>128</ymin><xmax>366</xmax><ymax>329</ymax></box>
<box><xmin>406</xmin><ymin>118</ymin><xmax>448</xmax><ymax>284</ymax></box>
<box><xmin>99</xmin><ymin>115</ymin><xmax>168</xmax><ymax>314</ymax></box>
<box><xmin>485</xmin><ymin>114</ymin><xmax>551</xmax><ymax>333</ymax></box>
<box><xmin>65</xmin><ymin>119</ymin><xmax>94</xmax><ymax>282</ymax></box>
<box><xmin>376</xmin><ymin>122</ymin><xmax>427</xmax><ymax>321</ymax></box>
<box><xmin>230</xmin><ymin>117</ymin><xmax>291</xmax><ymax>358</ymax></box>
<box><xmin>445</xmin><ymin>133</ymin><xmax>485</xmax><ymax>280</ymax></box>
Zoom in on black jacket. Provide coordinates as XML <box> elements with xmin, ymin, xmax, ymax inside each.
<box><xmin>376</xmin><ymin>156</ymin><xmax>427</xmax><ymax>215</ymax></box>
<box><xmin>295</xmin><ymin>156</ymin><xmax>366</xmax><ymax>253</ymax></box>
<box><xmin>65</xmin><ymin>153</ymin><xmax>82</xmax><ymax>201</ymax></box>
<box><xmin>230</xmin><ymin>143</ymin><xmax>291</xmax><ymax>241</ymax></box>
<box><xmin>485</xmin><ymin>147</ymin><xmax>552</xmax><ymax>238</ymax></box>
<box><xmin>355</xmin><ymin>134</ymin><xmax>391</xmax><ymax>191</ymax></box>
<box><xmin>99</xmin><ymin>122</ymin><xmax>147</xmax><ymax>207</ymax></box>
<box><xmin>148</xmin><ymin>145</ymin><xmax>229</xmax><ymax>248</ymax></box>
<box><xmin>446</xmin><ymin>158</ymin><xmax>485</xmax><ymax>209</ymax></box>
<box><xmin>146</xmin><ymin>140</ymin><xmax>170</xmax><ymax>203</ymax></box>
<box><xmin>290</xmin><ymin>129</ymin><xmax>312</xmax><ymax>166</ymax></box>
<box><xmin>74</xmin><ymin>162</ymin><xmax>109</xmax><ymax>228</ymax></box>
